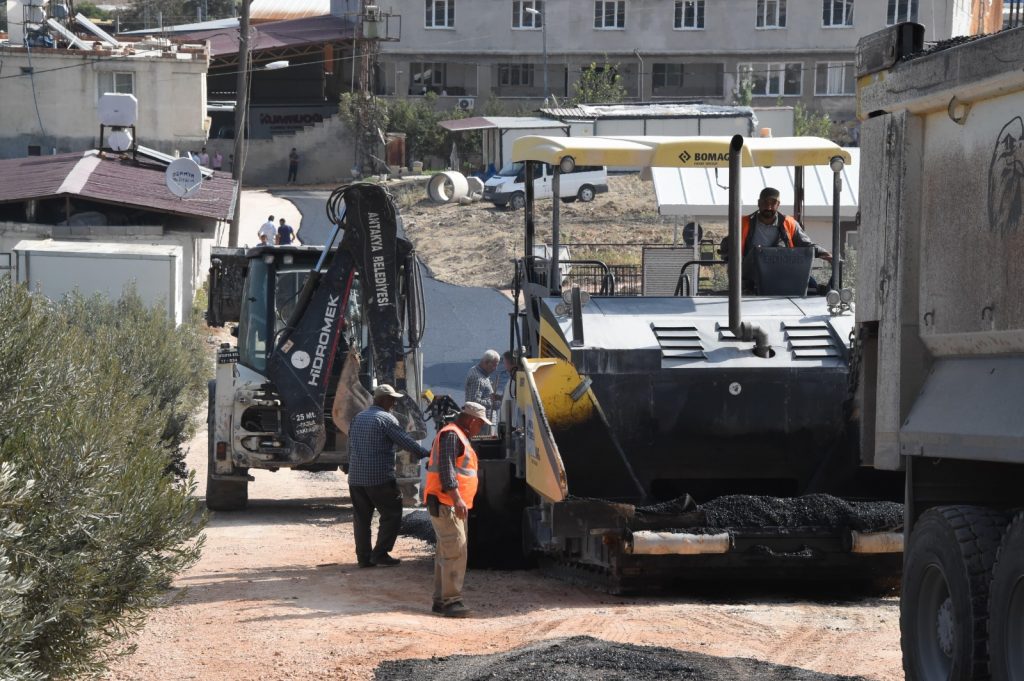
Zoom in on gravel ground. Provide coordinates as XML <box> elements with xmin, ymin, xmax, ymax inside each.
<box><xmin>637</xmin><ymin>494</ymin><xmax>902</xmax><ymax>532</ymax></box>
<box><xmin>374</xmin><ymin>636</ymin><xmax>870</xmax><ymax>681</ymax></box>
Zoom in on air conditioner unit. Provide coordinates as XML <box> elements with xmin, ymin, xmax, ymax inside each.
<box><xmin>457</xmin><ymin>97</ymin><xmax>475</xmax><ymax>111</ymax></box>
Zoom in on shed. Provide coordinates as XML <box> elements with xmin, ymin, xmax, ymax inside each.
<box><xmin>437</xmin><ymin>116</ymin><xmax>570</xmax><ymax>172</ymax></box>
<box><xmin>15</xmin><ymin>240</ymin><xmax>184</xmax><ymax>324</ymax></box>
<box><xmin>539</xmin><ymin>103</ymin><xmax>758</xmax><ymax>139</ymax></box>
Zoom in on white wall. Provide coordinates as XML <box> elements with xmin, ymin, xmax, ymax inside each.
<box><xmin>0</xmin><ymin>220</ymin><xmax>228</xmax><ymax>316</ymax></box>
<box><xmin>0</xmin><ymin>47</ymin><xmax>208</xmax><ymax>158</ymax></box>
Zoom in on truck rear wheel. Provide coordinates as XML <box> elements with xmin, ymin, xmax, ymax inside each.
<box><xmin>577</xmin><ymin>185</ymin><xmax>596</xmax><ymax>202</ymax></box>
<box><xmin>901</xmin><ymin>506</ymin><xmax>1005</xmax><ymax>681</ymax></box>
<box><xmin>205</xmin><ymin>381</ymin><xmax>248</xmax><ymax>511</ymax></box>
<box><xmin>988</xmin><ymin>512</ymin><xmax>1024</xmax><ymax>681</ymax></box>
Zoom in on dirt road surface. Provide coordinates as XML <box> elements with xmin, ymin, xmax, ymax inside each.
<box><xmin>106</xmin><ymin>421</ymin><xmax>902</xmax><ymax>681</ymax></box>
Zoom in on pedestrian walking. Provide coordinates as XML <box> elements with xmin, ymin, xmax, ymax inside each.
<box><xmin>258</xmin><ymin>215</ymin><xmax>276</xmax><ymax>245</ymax></box>
<box><xmin>287</xmin><ymin>147</ymin><xmax>299</xmax><ymax>183</ymax></box>
<box><xmin>276</xmin><ymin>218</ymin><xmax>298</xmax><ymax>245</ymax></box>
<box><xmin>347</xmin><ymin>385</ymin><xmax>430</xmax><ymax>568</ymax></box>
<box><xmin>198</xmin><ymin>147</ymin><xmax>210</xmax><ymax>167</ymax></box>
<box><xmin>212</xmin><ymin>151</ymin><xmax>223</xmax><ymax>171</ymax></box>
<box><xmin>424</xmin><ymin>402</ymin><xmax>489</xmax><ymax>617</ymax></box>
<box><xmin>465</xmin><ymin>350</ymin><xmax>499</xmax><ymax>428</ymax></box>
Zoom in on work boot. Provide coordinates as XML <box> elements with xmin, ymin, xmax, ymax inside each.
<box><xmin>439</xmin><ymin>601</ymin><xmax>471</xmax><ymax>618</ymax></box>
<box><xmin>371</xmin><ymin>553</ymin><xmax>401</xmax><ymax>567</ymax></box>
<box><xmin>431</xmin><ymin>602</ymin><xmax>444</xmax><ymax>614</ymax></box>
<box><xmin>357</xmin><ymin>559</ymin><xmax>376</xmax><ymax>568</ymax></box>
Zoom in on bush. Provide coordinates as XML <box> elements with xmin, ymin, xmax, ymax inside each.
<box><xmin>0</xmin><ymin>278</ymin><xmax>206</xmax><ymax>679</ymax></box>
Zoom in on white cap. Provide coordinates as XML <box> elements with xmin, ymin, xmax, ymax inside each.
<box><xmin>461</xmin><ymin>402</ymin><xmax>492</xmax><ymax>426</ymax></box>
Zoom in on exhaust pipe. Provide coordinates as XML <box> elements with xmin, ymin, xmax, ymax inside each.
<box><xmin>727</xmin><ymin>135</ymin><xmax>771</xmax><ymax>358</ymax></box>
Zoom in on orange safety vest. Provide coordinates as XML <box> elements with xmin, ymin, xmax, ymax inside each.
<box><xmin>741</xmin><ymin>212</ymin><xmax>798</xmax><ymax>254</ymax></box>
<box><xmin>423</xmin><ymin>423</ymin><xmax>479</xmax><ymax>509</ymax></box>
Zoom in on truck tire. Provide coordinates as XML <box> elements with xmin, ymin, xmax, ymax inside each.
<box><xmin>577</xmin><ymin>185</ymin><xmax>596</xmax><ymax>202</ymax></box>
<box><xmin>205</xmin><ymin>381</ymin><xmax>248</xmax><ymax>511</ymax></box>
<box><xmin>988</xmin><ymin>512</ymin><xmax>1024</xmax><ymax>681</ymax></box>
<box><xmin>902</xmin><ymin>506</ymin><xmax>1005</xmax><ymax>681</ymax></box>
<box><xmin>509</xmin><ymin>192</ymin><xmax>526</xmax><ymax>210</ymax></box>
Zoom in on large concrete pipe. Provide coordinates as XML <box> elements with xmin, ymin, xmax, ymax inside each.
<box><xmin>426</xmin><ymin>171</ymin><xmax>469</xmax><ymax>204</ymax></box>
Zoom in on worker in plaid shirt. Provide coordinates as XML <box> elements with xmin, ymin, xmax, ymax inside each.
<box><xmin>347</xmin><ymin>384</ymin><xmax>430</xmax><ymax>568</ymax></box>
<box><xmin>464</xmin><ymin>349</ymin><xmax>500</xmax><ymax>430</ymax></box>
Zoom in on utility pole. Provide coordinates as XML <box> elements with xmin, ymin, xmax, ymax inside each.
<box><xmin>229</xmin><ymin>0</ymin><xmax>251</xmax><ymax>248</ymax></box>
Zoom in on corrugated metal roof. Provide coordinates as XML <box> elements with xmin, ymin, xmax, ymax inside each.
<box><xmin>0</xmin><ymin>151</ymin><xmax>236</xmax><ymax>221</ymax></box>
<box><xmin>439</xmin><ymin>116</ymin><xmax>569</xmax><ymax>132</ymax></box>
<box><xmin>541</xmin><ymin>103</ymin><xmax>755</xmax><ymax>120</ymax></box>
<box><xmin>650</xmin><ymin>148</ymin><xmax>859</xmax><ymax>220</ymax></box>
<box><xmin>178</xmin><ymin>14</ymin><xmax>354</xmax><ymax>57</ymax></box>
<box><xmin>251</xmin><ymin>0</ymin><xmax>330</xmax><ymax>22</ymax></box>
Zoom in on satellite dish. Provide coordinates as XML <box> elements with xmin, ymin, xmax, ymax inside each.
<box><xmin>108</xmin><ymin>129</ymin><xmax>133</xmax><ymax>152</ymax></box>
<box><xmin>98</xmin><ymin>93</ymin><xmax>138</xmax><ymax>127</ymax></box>
<box><xmin>166</xmin><ymin>158</ymin><xmax>203</xmax><ymax>199</ymax></box>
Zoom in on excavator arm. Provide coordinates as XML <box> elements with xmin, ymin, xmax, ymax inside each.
<box><xmin>265</xmin><ymin>183</ymin><xmax>424</xmax><ymax>463</ymax></box>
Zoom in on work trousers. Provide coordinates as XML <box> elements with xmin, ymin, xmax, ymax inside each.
<box><xmin>350</xmin><ymin>480</ymin><xmax>403</xmax><ymax>564</ymax></box>
<box><xmin>430</xmin><ymin>504</ymin><xmax>468</xmax><ymax>607</ymax></box>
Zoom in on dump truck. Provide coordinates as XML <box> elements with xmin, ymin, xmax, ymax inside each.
<box><xmin>205</xmin><ymin>183</ymin><xmax>426</xmax><ymax>510</ymax></box>
<box><xmin>856</xmin><ymin>23</ymin><xmax>1024</xmax><ymax>680</ymax></box>
<box><xmin>466</xmin><ymin>134</ymin><xmax>905</xmax><ymax>591</ymax></box>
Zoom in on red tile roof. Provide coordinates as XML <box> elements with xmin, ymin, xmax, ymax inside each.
<box><xmin>0</xmin><ymin>151</ymin><xmax>236</xmax><ymax>221</ymax></box>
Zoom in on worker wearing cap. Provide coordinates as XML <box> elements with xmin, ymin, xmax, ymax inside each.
<box><xmin>423</xmin><ymin>402</ymin><xmax>489</xmax><ymax>617</ymax></box>
<box><xmin>347</xmin><ymin>384</ymin><xmax>431</xmax><ymax>568</ymax></box>
<box><xmin>722</xmin><ymin>187</ymin><xmax>832</xmax><ymax>290</ymax></box>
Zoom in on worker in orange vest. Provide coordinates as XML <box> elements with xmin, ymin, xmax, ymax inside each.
<box><xmin>423</xmin><ymin>402</ymin><xmax>489</xmax><ymax>618</ymax></box>
<box><xmin>722</xmin><ymin>187</ymin><xmax>833</xmax><ymax>291</ymax></box>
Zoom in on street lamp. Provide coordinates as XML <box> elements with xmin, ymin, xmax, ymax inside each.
<box><xmin>524</xmin><ymin>7</ymin><xmax>548</xmax><ymax>102</ymax></box>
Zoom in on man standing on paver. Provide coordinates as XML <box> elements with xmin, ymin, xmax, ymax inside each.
<box><xmin>258</xmin><ymin>215</ymin><xmax>276</xmax><ymax>245</ymax></box>
<box><xmin>347</xmin><ymin>385</ymin><xmax>431</xmax><ymax>568</ymax></box>
<box><xmin>464</xmin><ymin>350</ymin><xmax>499</xmax><ymax>427</ymax></box>
<box><xmin>423</xmin><ymin>402</ymin><xmax>488</xmax><ymax>617</ymax></box>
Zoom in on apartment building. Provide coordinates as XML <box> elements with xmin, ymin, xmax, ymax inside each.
<box><xmin>376</xmin><ymin>0</ymin><xmax>1003</xmax><ymax>123</ymax></box>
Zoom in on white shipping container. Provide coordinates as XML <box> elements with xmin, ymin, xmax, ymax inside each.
<box><xmin>14</xmin><ymin>240</ymin><xmax>184</xmax><ymax>325</ymax></box>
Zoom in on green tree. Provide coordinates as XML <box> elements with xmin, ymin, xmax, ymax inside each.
<box><xmin>0</xmin><ymin>280</ymin><xmax>206</xmax><ymax>678</ymax></box>
<box><xmin>735</xmin><ymin>73</ymin><xmax>754</xmax><ymax>106</ymax></box>
<box><xmin>338</xmin><ymin>92</ymin><xmax>391</xmax><ymax>174</ymax></box>
<box><xmin>794</xmin><ymin>103</ymin><xmax>833</xmax><ymax>138</ymax></box>
<box><xmin>571</xmin><ymin>60</ymin><xmax>628</xmax><ymax>105</ymax></box>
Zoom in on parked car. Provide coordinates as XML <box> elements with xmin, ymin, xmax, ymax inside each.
<box><xmin>483</xmin><ymin>162</ymin><xmax>608</xmax><ymax>209</ymax></box>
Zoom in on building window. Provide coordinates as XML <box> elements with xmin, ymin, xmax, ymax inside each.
<box><xmin>815</xmin><ymin>62</ymin><xmax>855</xmax><ymax>95</ymax></box>
<box><xmin>594</xmin><ymin>0</ymin><xmax>626</xmax><ymax>29</ymax></box>
<box><xmin>822</xmin><ymin>0</ymin><xmax>854</xmax><ymax>25</ymax></box>
<box><xmin>512</xmin><ymin>0</ymin><xmax>543</xmax><ymax>28</ymax></box>
<box><xmin>755</xmin><ymin>0</ymin><xmax>786</xmax><ymax>27</ymax></box>
<box><xmin>887</xmin><ymin>0</ymin><xmax>917</xmax><ymax>23</ymax></box>
<box><xmin>426</xmin><ymin>0</ymin><xmax>455</xmax><ymax>28</ymax></box>
<box><xmin>674</xmin><ymin>0</ymin><xmax>705</xmax><ymax>28</ymax></box>
<box><xmin>409</xmin><ymin>62</ymin><xmax>447</xmax><ymax>94</ymax></box>
<box><xmin>499</xmin><ymin>63</ymin><xmax>535</xmax><ymax>86</ymax></box>
<box><xmin>739</xmin><ymin>62</ymin><xmax>802</xmax><ymax>96</ymax></box>
<box><xmin>97</xmin><ymin>71</ymin><xmax>135</xmax><ymax>97</ymax></box>
<box><xmin>652</xmin><ymin>63</ymin><xmax>723</xmax><ymax>96</ymax></box>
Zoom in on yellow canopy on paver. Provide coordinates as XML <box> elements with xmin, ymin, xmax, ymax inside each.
<box><xmin>511</xmin><ymin>135</ymin><xmax>852</xmax><ymax>169</ymax></box>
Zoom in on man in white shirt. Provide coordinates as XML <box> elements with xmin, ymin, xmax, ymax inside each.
<box><xmin>198</xmin><ymin>147</ymin><xmax>210</xmax><ymax>167</ymax></box>
<box><xmin>258</xmin><ymin>215</ymin><xmax>277</xmax><ymax>245</ymax></box>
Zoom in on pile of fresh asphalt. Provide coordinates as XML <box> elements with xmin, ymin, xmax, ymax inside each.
<box><xmin>636</xmin><ymin>494</ymin><xmax>902</xmax><ymax>532</ymax></box>
<box><xmin>401</xmin><ymin>509</ymin><xmax>436</xmax><ymax>544</ymax></box>
<box><xmin>374</xmin><ymin>636</ymin><xmax>869</xmax><ymax>681</ymax></box>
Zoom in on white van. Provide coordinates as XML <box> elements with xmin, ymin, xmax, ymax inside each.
<box><xmin>483</xmin><ymin>162</ymin><xmax>609</xmax><ymax>209</ymax></box>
